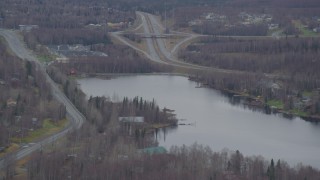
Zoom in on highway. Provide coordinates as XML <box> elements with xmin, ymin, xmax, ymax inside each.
<box><xmin>135</xmin><ymin>12</ymin><xmax>206</xmax><ymax>69</ymax></box>
<box><xmin>143</xmin><ymin>12</ymin><xmax>204</xmax><ymax>68</ymax></box>
<box><xmin>111</xmin><ymin>12</ymin><xmax>210</xmax><ymax>70</ymax></box>
<box><xmin>111</xmin><ymin>12</ymin><xmax>287</xmax><ymax>80</ymax></box>
<box><xmin>112</xmin><ymin>12</ymin><xmax>252</xmax><ymax>74</ymax></box>
<box><xmin>110</xmin><ymin>14</ymin><xmax>168</xmax><ymax>65</ymax></box>
<box><xmin>0</xmin><ymin>29</ymin><xmax>85</xmax><ymax>169</ymax></box>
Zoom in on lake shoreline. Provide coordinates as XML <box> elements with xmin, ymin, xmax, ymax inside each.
<box><xmin>77</xmin><ymin>72</ymin><xmax>320</xmax><ymax>123</ymax></box>
<box><xmin>187</xmin><ymin>76</ymin><xmax>320</xmax><ymax>123</ymax></box>
<box><xmin>77</xmin><ymin>74</ymin><xmax>320</xmax><ymax>168</ymax></box>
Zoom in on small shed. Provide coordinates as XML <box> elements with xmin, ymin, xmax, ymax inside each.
<box><xmin>140</xmin><ymin>146</ymin><xmax>167</xmax><ymax>155</ymax></box>
<box><xmin>313</xmin><ymin>27</ymin><xmax>320</xmax><ymax>33</ymax></box>
<box><xmin>56</xmin><ymin>57</ymin><xmax>69</xmax><ymax>63</ymax></box>
<box><xmin>118</xmin><ymin>116</ymin><xmax>144</xmax><ymax>123</ymax></box>
<box><xmin>32</xmin><ymin>118</ymin><xmax>38</xmax><ymax>125</ymax></box>
<box><xmin>69</xmin><ymin>68</ymin><xmax>77</xmax><ymax>75</ymax></box>
<box><xmin>19</xmin><ymin>25</ymin><xmax>39</xmax><ymax>32</ymax></box>
<box><xmin>7</xmin><ymin>98</ymin><xmax>17</xmax><ymax>107</ymax></box>
<box><xmin>0</xmin><ymin>79</ymin><xmax>5</xmax><ymax>85</ymax></box>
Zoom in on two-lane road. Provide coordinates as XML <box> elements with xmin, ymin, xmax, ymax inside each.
<box><xmin>0</xmin><ymin>29</ymin><xmax>85</xmax><ymax>169</ymax></box>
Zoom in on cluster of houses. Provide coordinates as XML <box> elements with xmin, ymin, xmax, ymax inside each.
<box><xmin>49</xmin><ymin>44</ymin><xmax>108</xmax><ymax>64</ymax></box>
<box><xmin>239</xmin><ymin>12</ymin><xmax>272</xmax><ymax>24</ymax></box>
<box><xmin>313</xmin><ymin>27</ymin><xmax>320</xmax><ymax>33</ymax></box>
<box><xmin>267</xmin><ymin>82</ymin><xmax>320</xmax><ymax>114</ymax></box>
<box><xmin>19</xmin><ymin>25</ymin><xmax>39</xmax><ymax>32</ymax></box>
<box><xmin>291</xmin><ymin>90</ymin><xmax>320</xmax><ymax>113</ymax></box>
<box><xmin>204</xmin><ymin>13</ymin><xmax>227</xmax><ymax>22</ymax></box>
<box><xmin>312</xmin><ymin>16</ymin><xmax>320</xmax><ymax>32</ymax></box>
<box><xmin>188</xmin><ymin>11</ymin><xmax>280</xmax><ymax>31</ymax></box>
<box><xmin>299</xmin><ymin>16</ymin><xmax>320</xmax><ymax>33</ymax></box>
<box><xmin>107</xmin><ymin>22</ymin><xmax>129</xmax><ymax>30</ymax></box>
<box><xmin>85</xmin><ymin>21</ymin><xmax>130</xmax><ymax>31</ymax></box>
<box><xmin>188</xmin><ymin>12</ymin><xmax>227</xmax><ymax>27</ymax></box>
<box><xmin>18</xmin><ymin>21</ymin><xmax>129</xmax><ymax>32</ymax></box>
<box><xmin>239</xmin><ymin>12</ymin><xmax>278</xmax><ymax>30</ymax></box>
<box><xmin>188</xmin><ymin>19</ymin><xmax>203</xmax><ymax>26</ymax></box>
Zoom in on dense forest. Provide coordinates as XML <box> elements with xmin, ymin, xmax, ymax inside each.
<box><xmin>229</xmin><ymin>0</ymin><xmax>320</xmax><ymax>8</ymax></box>
<box><xmin>180</xmin><ymin>37</ymin><xmax>320</xmax><ymax>78</ymax></box>
<box><xmin>181</xmin><ymin>37</ymin><xmax>320</xmax><ymax>85</ymax></box>
<box><xmin>0</xmin><ymin>0</ymin><xmax>134</xmax><ymax>29</ymax></box>
<box><xmin>23</xmin><ymin>28</ymin><xmax>111</xmax><ymax>49</ymax></box>
<box><xmin>26</xmin><ymin>137</ymin><xmax>320</xmax><ymax>180</ymax></box>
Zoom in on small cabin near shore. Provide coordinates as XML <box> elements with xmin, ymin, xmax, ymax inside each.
<box><xmin>139</xmin><ymin>146</ymin><xmax>167</xmax><ymax>155</ymax></box>
<box><xmin>119</xmin><ymin>116</ymin><xmax>144</xmax><ymax>123</ymax></box>
<box><xmin>19</xmin><ymin>25</ymin><xmax>39</xmax><ymax>32</ymax></box>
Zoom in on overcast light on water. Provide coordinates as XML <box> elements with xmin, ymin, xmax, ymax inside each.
<box><xmin>78</xmin><ymin>75</ymin><xmax>320</xmax><ymax>169</ymax></box>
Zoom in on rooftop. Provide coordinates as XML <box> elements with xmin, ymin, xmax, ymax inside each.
<box><xmin>140</xmin><ymin>146</ymin><xmax>167</xmax><ymax>155</ymax></box>
<box><xmin>118</xmin><ymin>116</ymin><xmax>144</xmax><ymax>123</ymax></box>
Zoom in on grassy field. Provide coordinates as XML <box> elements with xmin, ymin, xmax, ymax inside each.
<box><xmin>12</xmin><ymin>156</ymin><xmax>31</xmax><ymax>179</ymax></box>
<box><xmin>290</xmin><ymin>109</ymin><xmax>308</xmax><ymax>117</ymax></box>
<box><xmin>267</xmin><ymin>99</ymin><xmax>309</xmax><ymax>117</ymax></box>
<box><xmin>0</xmin><ymin>143</ymin><xmax>19</xmax><ymax>158</ymax></box>
<box><xmin>302</xmin><ymin>91</ymin><xmax>313</xmax><ymax>97</ymax></box>
<box><xmin>0</xmin><ymin>36</ymin><xmax>15</xmax><ymax>56</ymax></box>
<box><xmin>36</xmin><ymin>54</ymin><xmax>56</xmax><ymax>63</ymax></box>
<box><xmin>11</xmin><ymin>118</ymin><xmax>68</xmax><ymax>144</ymax></box>
<box><xmin>293</xmin><ymin>20</ymin><xmax>319</xmax><ymax>37</ymax></box>
<box><xmin>267</xmin><ymin>99</ymin><xmax>284</xmax><ymax>109</ymax></box>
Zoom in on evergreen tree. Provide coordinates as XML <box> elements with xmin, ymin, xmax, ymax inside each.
<box><xmin>268</xmin><ymin>159</ymin><xmax>275</xmax><ymax>180</ymax></box>
<box><xmin>26</xmin><ymin>61</ymin><xmax>32</xmax><ymax>76</ymax></box>
<box><xmin>139</xmin><ymin>97</ymin><xmax>143</xmax><ymax>110</ymax></box>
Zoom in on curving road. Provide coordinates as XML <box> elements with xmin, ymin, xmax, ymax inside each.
<box><xmin>112</xmin><ymin>12</ymin><xmax>250</xmax><ymax>74</ymax></box>
<box><xmin>111</xmin><ymin>12</ymin><xmax>210</xmax><ymax>70</ymax></box>
<box><xmin>0</xmin><ymin>29</ymin><xmax>85</xmax><ymax>169</ymax></box>
<box><xmin>143</xmin><ymin>12</ymin><xmax>204</xmax><ymax>68</ymax></box>
<box><xmin>111</xmin><ymin>12</ymin><xmax>287</xmax><ymax>80</ymax></box>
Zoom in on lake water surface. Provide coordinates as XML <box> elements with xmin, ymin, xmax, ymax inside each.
<box><xmin>78</xmin><ymin>75</ymin><xmax>320</xmax><ymax>168</ymax></box>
